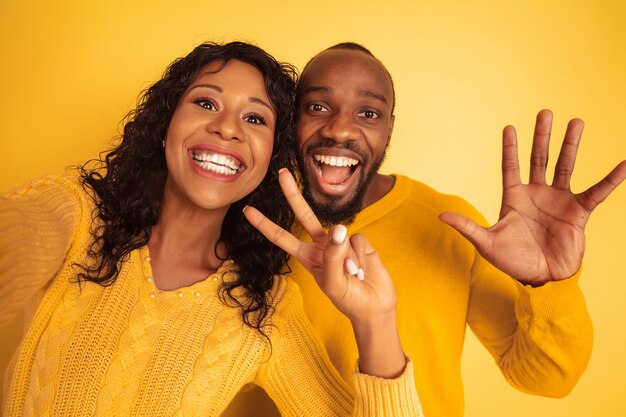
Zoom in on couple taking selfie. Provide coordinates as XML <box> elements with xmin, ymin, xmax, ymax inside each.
<box><xmin>1</xmin><ymin>40</ymin><xmax>624</xmax><ymax>417</ymax></box>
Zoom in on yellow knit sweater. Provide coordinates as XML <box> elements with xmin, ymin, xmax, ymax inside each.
<box><xmin>289</xmin><ymin>175</ymin><xmax>593</xmax><ymax>417</ymax></box>
<box><xmin>0</xmin><ymin>176</ymin><xmax>422</xmax><ymax>417</ymax></box>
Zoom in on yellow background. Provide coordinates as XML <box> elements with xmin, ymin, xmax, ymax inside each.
<box><xmin>1</xmin><ymin>1</ymin><xmax>625</xmax><ymax>415</ymax></box>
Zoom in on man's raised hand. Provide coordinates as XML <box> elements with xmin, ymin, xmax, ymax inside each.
<box><xmin>439</xmin><ymin>109</ymin><xmax>626</xmax><ymax>286</ymax></box>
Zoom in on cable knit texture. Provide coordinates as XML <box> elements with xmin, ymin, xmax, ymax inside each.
<box><xmin>0</xmin><ymin>176</ymin><xmax>423</xmax><ymax>417</ymax></box>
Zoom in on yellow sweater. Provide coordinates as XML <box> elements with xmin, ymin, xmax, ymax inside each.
<box><xmin>289</xmin><ymin>175</ymin><xmax>593</xmax><ymax>417</ymax></box>
<box><xmin>0</xmin><ymin>176</ymin><xmax>422</xmax><ymax>417</ymax></box>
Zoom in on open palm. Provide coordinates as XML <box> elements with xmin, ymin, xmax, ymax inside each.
<box><xmin>440</xmin><ymin>110</ymin><xmax>626</xmax><ymax>286</ymax></box>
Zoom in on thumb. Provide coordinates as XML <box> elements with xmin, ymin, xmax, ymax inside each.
<box><xmin>320</xmin><ymin>224</ymin><xmax>351</xmax><ymax>299</ymax></box>
<box><xmin>439</xmin><ymin>212</ymin><xmax>491</xmax><ymax>253</ymax></box>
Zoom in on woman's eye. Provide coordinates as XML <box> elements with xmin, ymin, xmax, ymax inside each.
<box><xmin>358</xmin><ymin>110</ymin><xmax>379</xmax><ymax>119</ymax></box>
<box><xmin>309</xmin><ymin>103</ymin><xmax>328</xmax><ymax>113</ymax></box>
<box><xmin>245</xmin><ymin>114</ymin><xmax>267</xmax><ymax>125</ymax></box>
<box><xmin>194</xmin><ymin>99</ymin><xmax>217</xmax><ymax>111</ymax></box>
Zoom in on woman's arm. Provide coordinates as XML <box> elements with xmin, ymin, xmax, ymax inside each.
<box><xmin>316</xmin><ymin>224</ymin><xmax>406</xmax><ymax>379</ymax></box>
<box><xmin>0</xmin><ymin>176</ymin><xmax>84</xmax><ymax>328</ymax></box>
<box><xmin>244</xmin><ymin>169</ymin><xmax>422</xmax><ymax>415</ymax></box>
<box><xmin>255</xmin><ymin>276</ymin><xmax>422</xmax><ymax>417</ymax></box>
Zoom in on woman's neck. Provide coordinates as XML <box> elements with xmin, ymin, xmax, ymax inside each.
<box><xmin>147</xmin><ymin>196</ymin><xmax>229</xmax><ymax>291</ymax></box>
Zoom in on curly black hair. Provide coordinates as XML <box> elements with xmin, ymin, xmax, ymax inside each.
<box><xmin>78</xmin><ymin>41</ymin><xmax>298</xmax><ymax>333</ymax></box>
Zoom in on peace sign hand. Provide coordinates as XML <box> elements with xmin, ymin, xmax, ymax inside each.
<box><xmin>244</xmin><ymin>169</ymin><xmax>405</xmax><ymax>378</ymax></box>
<box><xmin>243</xmin><ymin>169</ymin><xmax>397</xmax><ymax>324</ymax></box>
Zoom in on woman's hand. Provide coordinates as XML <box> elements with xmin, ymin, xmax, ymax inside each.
<box><xmin>243</xmin><ymin>169</ymin><xmax>406</xmax><ymax>378</ymax></box>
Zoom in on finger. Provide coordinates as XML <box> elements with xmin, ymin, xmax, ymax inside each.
<box><xmin>353</xmin><ymin>234</ymin><xmax>390</xmax><ymax>286</ymax></box>
<box><xmin>329</xmin><ymin>224</ymin><xmax>362</xmax><ymax>278</ymax></box>
<box><xmin>344</xmin><ymin>258</ymin><xmax>360</xmax><ymax>278</ymax></box>
<box><xmin>243</xmin><ymin>205</ymin><xmax>304</xmax><ymax>258</ymax></box>
<box><xmin>343</xmin><ymin>249</ymin><xmax>362</xmax><ymax>278</ymax></box>
<box><xmin>329</xmin><ymin>226</ymin><xmax>362</xmax><ymax>278</ymax></box>
<box><xmin>322</xmin><ymin>223</ymin><xmax>361</xmax><ymax>278</ymax></box>
<box><xmin>439</xmin><ymin>212</ymin><xmax>491</xmax><ymax>254</ymax></box>
<box><xmin>349</xmin><ymin>234</ymin><xmax>369</xmax><ymax>277</ymax></box>
<box><xmin>502</xmin><ymin>125</ymin><xmax>522</xmax><ymax>189</ymax></box>
<box><xmin>529</xmin><ymin>109</ymin><xmax>553</xmax><ymax>184</ymax></box>
<box><xmin>321</xmin><ymin>225</ymin><xmax>352</xmax><ymax>299</ymax></box>
<box><xmin>577</xmin><ymin>160</ymin><xmax>626</xmax><ymax>212</ymax></box>
<box><xmin>278</xmin><ymin>169</ymin><xmax>325</xmax><ymax>240</ymax></box>
<box><xmin>552</xmin><ymin>118</ymin><xmax>584</xmax><ymax>190</ymax></box>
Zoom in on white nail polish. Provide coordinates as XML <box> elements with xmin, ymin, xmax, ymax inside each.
<box><xmin>357</xmin><ymin>268</ymin><xmax>365</xmax><ymax>281</ymax></box>
<box><xmin>332</xmin><ymin>225</ymin><xmax>347</xmax><ymax>244</ymax></box>
<box><xmin>345</xmin><ymin>259</ymin><xmax>359</xmax><ymax>276</ymax></box>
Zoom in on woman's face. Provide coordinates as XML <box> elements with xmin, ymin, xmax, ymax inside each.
<box><xmin>163</xmin><ymin>59</ymin><xmax>276</xmax><ymax>212</ymax></box>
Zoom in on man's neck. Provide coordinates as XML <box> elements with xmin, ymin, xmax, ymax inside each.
<box><xmin>362</xmin><ymin>173</ymin><xmax>395</xmax><ymax>209</ymax></box>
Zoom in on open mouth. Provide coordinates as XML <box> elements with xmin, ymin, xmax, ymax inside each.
<box><xmin>191</xmin><ymin>150</ymin><xmax>243</xmax><ymax>176</ymax></box>
<box><xmin>312</xmin><ymin>153</ymin><xmax>361</xmax><ymax>193</ymax></box>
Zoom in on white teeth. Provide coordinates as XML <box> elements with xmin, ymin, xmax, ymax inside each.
<box><xmin>314</xmin><ymin>154</ymin><xmax>359</xmax><ymax>167</ymax></box>
<box><xmin>195</xmin><ymin>161</ymin><xmax>238</xmax><ymax>175</ymax></box>
<box><xmin>192</xmin><ymin>150</ymin><xmax>242</xmax><ymax>174</ymax></box>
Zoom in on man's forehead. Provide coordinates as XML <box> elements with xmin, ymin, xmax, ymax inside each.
<box><xmin>299</xmin><ymin>49</ymin><xmax>392</xmax><ymax>98</ymax></box>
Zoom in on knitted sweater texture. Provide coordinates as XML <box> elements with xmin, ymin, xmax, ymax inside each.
<box><xmin>288</xmin><ymin>175</ymin><xmax>593</xmax><ymax>417</ymax></box>
<box><xmin>0</xmin><ymin>176</ymin><xmax>422</xmax><ymax>417</ymax></box>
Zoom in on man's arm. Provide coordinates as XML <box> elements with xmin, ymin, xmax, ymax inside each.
<box><xmin>441</xmin><ymin>109</ymin><xmax>622</xmax><ymax>394</ymax></box>
<box><xmin>467</xmin><ymin>252</ymin><xmax>592</xmax><ymax>396</ymax></box>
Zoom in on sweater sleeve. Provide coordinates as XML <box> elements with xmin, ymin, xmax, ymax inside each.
<box><xmin>0</xmin><ymin>176</ymin><xmax>85</xmax><ymax>328</ymax></box>
<box><xmin>465</xmin><ymin>208</ymin><xmax>593</xmax><ymax>397</ymax></box>
<box><xmin>255</xmin><ymin>278</ymin><xmax>423</xmax><ymax>417</ymax></box>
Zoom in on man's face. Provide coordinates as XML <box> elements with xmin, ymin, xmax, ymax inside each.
<box><xmin>296</xmin><ymin>49</ymin><xmax>395</xmax><ymax>225</ymax></box>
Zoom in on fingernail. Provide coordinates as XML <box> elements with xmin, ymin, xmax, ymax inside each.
<box><xmin>331</xmin><ymin>225</ymin><xmax>347</xmax><ymax>244</ymax></box>
<box><xmin>345</xmin><ymin>259</ymin><xmax>359</xmax><ymax>276</ymax></box>
<box><xmin>356</xmin><ymin>268</ymin><xmax>365</xmax><ymax>281</ymax></box>
<box><xmin>279</xmin><ymin>168</ymin><xmax>287</xmax><ymax>174</ymax></box>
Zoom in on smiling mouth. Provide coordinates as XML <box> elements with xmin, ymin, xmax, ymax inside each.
<box><xmin>192</xmin><ymin>150</ymin><xmax>243</xmax><ymax>176</ymax></box>
<box><xmin>313</xmin><ymin>153</ymin><xmax>360</xmax><ymax>185</ymax></box>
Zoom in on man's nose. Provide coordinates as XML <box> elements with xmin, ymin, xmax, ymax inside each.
<box><xmin>320</xmin><ymin>112</ymin><xmax>359</xmax><ymax>143</ymax></box>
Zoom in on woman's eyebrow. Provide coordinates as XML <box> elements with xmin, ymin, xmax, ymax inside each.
<box><xmin>188</xmin><ymin>84</ymin><xmax>273</xmax><ymax>112</ymax></box>
<box><xmin>189</xmin><ymin>83</ymin><xmax>222</xmax><ymax>93</ymax></box>
<box><xmin>249</xmin><ymin>97</ymin><xmax>273</xmax><ymax>111</ymax></box>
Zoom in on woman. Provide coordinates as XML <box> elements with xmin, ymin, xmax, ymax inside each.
<box><xmin>0</xmin><ymin>42</ymin><xmax>421</xmax><ymax>416</ymax></box>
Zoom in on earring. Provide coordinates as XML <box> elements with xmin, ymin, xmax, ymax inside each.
<box><xmin>162</xmin><ymin>139</ymin><xmax>165</xmax><ymax>148</ymax></box>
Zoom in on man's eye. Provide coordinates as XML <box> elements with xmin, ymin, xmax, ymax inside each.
<box><xmin>309</xmin><ymin>103</ymin><xmax>328</xmax><ymax>113</ymax></box>
<box><xmin>358</xmin><ymin>110</ymin><xmax>379</xmax><ymax>119</ymax></box>
<box><xmin>245</xmin><ymin>114</ymin><xmax>267</xmax><ymax>125</ymax></box>
<box><xmin>194</xmin><ymin>99</ymin><xmax>217</xmax><ymax>111</ymax></box>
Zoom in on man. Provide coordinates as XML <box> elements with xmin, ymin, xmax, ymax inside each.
<box><xmin>282</xmin><ymin>43</ymin><xmax>626</xmax><ymax>417</ymax></box>
<box><xmin>230</xmin><ymin>43</ymin><xmax>626</xmax><ymax>416</ymax></box>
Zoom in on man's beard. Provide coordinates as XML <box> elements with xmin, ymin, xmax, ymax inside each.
<box><xmin>297</xmin><ymin>143</ymin><xmax>387</xmax><ymax>227</ymax></box>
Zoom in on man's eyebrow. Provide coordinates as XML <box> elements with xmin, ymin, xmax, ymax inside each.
<box><xmin>359</xmin><ymin>90</ymin><xmax>388</xmax><ymax>104</ymax></box>
<box><xmin>300</xmin><ymin>86</ymin><xmax>330</xmax><ymax>95</ymax></box>
<box><xmin>301</xmin><ymin>85</ymin><xmax>388</xmax><ymax>105</ymax></box>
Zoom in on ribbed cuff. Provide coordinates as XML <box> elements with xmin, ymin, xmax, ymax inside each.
<box><xmin>517</xmin><ymin>268</ymin><xmax>586</xmax><ymax>321</ymax></box>
<box><xmin>352</xmin><ymin>358</ymin><xmax>423</xmax><ymax>417</ymax></box>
